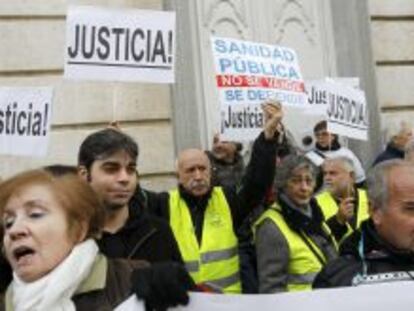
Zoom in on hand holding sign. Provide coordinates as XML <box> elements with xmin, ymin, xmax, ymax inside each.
<box><xmin>337</xmin><ymin>197</ymin><xmax>355</xmax><ymax>225</ymax></box>
<box><xmin>263</xmin><ymin>100</ymin><xmax>283</xmax><ymax>140</ymax></box>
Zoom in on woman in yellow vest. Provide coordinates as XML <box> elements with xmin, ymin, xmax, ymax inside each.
<box><xmin>254</xmin><ymin>155</ymin><xmax>338</xmax><ymax>293</ymax></box>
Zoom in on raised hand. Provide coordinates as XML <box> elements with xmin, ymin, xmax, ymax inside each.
<box><xmin>262</xmin><ymin>100</ymin><xmax>283</xmax><ymax>140</ymax></box>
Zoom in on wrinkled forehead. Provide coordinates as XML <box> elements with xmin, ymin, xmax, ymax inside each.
<box><xmin>389</xmin><ymin>166</ymin><xmax>414</xmax><ymax>191</ymax></box>
<box><xmin>289</xmin><ymin>165</ymin><xmax>313</xmax><ymax>179</ymax></box>
<box><xmin>178</xmin><ymin>149</ymin><xmax>210</xmax><ymax>170</ymax></box>
<box><xmin>323</xmin><ymin>159</ymin><xmax>348</xmax><ymax>171</ymax></box>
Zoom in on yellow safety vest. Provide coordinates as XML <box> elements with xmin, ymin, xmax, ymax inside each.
<box><xmin>255</xmin><ymin>203</ymin><xmax>337</xmax><ymax>292</ymax></box>
<box><xmin>316</xmin><ymin>189</ymin><xmax>369</xmax><ymax>243</ymax></box>
<box><xmin>169</xmin><ymin>187</ymin><xmax>241</xmax><ymax>293</ymax></box>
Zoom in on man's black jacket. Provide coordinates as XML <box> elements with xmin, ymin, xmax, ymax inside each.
<box><xmin>98</xmin><ymin>186</ymin><xmax>183</xmax><ymax>264</ymax></box>
<box><xmin>313</xmin><ymin>219</ymin><xmax>414</xmax><ymax>288</ymax></box>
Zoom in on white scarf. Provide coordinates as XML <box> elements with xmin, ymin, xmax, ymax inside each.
<box><xmin>12</xmin><ymin>239</ymin><xmax>99</xmax><ymax>311</ymax></box>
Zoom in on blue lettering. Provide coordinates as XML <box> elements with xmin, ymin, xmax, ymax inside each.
<box><xmin>248</xmin><ymin>61</ymin><xmax>260</xmax><ymax>74</ymax></box>
<box><xmin>228</xmin><ymin>42</ymin><xmax>242</xmax><ymax>54</ymax></box>
<box><xmin>247</xmin><ymin>89</ymin><xmax>269</xmax><ymax>101</ymax></box>
<box><xmin>214</xmin><ymin>39</ymin><xmax>227</xmax><ymax>53</ymax></box>
<box><xmin>272</xmin><ymin>48</ymin><xmax>283</xmax><ymax>60</ymax></box>
<box><xmin>274</xmin><ymin>92</ymin><xmax>304</xmax><ymax>105</ymax></box>
<box><xmin>283</xmin><ymin>49</ymin><xmax>295</xmax><ymax>62</ymax></box>
<box><xmin>219</xmin><ymin>58</ymin><xmax>232</xmax><ymax>72</ymax></box>
<box><xmin>225</xmin><ymin>90</ymin><xmax>244</xmax><ymax>101</ymax></box>
<box><xmin>288</xmin><ymin>67</ymin><xmax>300</xmax><ymax>80</ymax></box>
<box><xmin>219</xmin><ymin>58</ymin><xmax>301</xmax><ymax>79</ymax></box>
<box><xmin>259</xmin><ymin>46</ymin><xmax>271</xmax><ymax>57</ymax></box>
<box><xmin>234</xmin><ymin>58</ymin><xmax>246</xmax><ymax>73</ymax></box>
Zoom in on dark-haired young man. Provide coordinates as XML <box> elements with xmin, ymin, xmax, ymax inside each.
<box><xmin>77</xmin><ymin>128</ymin><xmax>195</xmax><ymax>309</ymax></box>
<box><xmin>77</xmin><ymin>128</ymin><xmax>182</xmax><ymax>263</ymax></box>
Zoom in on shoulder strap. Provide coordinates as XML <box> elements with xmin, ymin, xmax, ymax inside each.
<box><xmin>296</xmin><ymin>231</ymin><xmax>327</xmax><ymax>266</ymax></box>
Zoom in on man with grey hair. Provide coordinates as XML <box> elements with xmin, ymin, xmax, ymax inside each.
<box><xmin>373</xmin><ymin>121</ymin><xmax>412</xmax><ymax>166</ymax></box>
<box><xmin>316</xmin><ymin>157</ymin><xmax>369</xmax><ymax>243</ymax></box>
<box><xmin>254</xmin><ymin>155</ymin><xmax>338</xmax><ymax>293</ymax></box>
<box><xmin>314</xmin><ymin>159</ymin><xmax>414</xmax><ymax>288</ymax></box>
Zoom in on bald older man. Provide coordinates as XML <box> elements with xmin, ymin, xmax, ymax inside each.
<box><xmin>146</xmin><ymin>102</ymin><xmax>282</xmax><ymax>293</ymax></box>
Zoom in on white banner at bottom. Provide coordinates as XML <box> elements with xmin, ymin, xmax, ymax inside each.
<box><xmin>116</xmin><ymin>281</ymin><xmax>414</xmax><ymax>310</ymax></box>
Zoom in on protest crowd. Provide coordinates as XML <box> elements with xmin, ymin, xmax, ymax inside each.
<box><xmin>1</xmin><ymin>5</ymin><xmax>414</xmax><ymax>311</ymax></box>
<box><xmin>0</xmin><ymin>99</ymin><xmax>413</xmax><ymax>310</ymax></box>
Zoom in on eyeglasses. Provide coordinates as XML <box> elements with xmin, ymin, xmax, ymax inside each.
<box><xmin>288</xmin><ymin>176</ymin><xmax>314</xmax><ymax>186</ymax></box>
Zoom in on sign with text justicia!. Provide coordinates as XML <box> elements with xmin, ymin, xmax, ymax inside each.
<box><xmin>64</xmin><ymin>6</ymin><xmax>176</xmax><ymax>83</ymax></box>
<box><xmin>0</xmin><ymin>87</ymin><xmax>53</xmax><ymax>157</ymax></box>
<box><xmin>211</xmin><ymin>36</ymin><xmax>306</xmax><ymax>141</ymax></box>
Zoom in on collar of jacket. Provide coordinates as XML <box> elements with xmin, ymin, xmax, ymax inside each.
<box><xmin>341</xmin><ymin>220</ymin><xmax>414</xmax><ymax>264</ymax></box>
<box><xmin>119</xmin><ymin>185</ymin><xmax>148</xmax><ymax>232</ymax></box>
<box><xmin>386</xmin><ymin>142</ymin><xmax>405</xmax><ymax>158</ymax></box>
<box><xmin>178</xmin><ymin>184</ymin><xmax>213</xmax><ymax>212</ymax></box>
<box><xmin>277</xmin><ymin>193</ymin><xmax>326</xmax><ymax>237</ymax></box>
<box><xmin>75</xmin><ymin>254</ymin><xmax>108</xmax><ymax>294</ymax></box>
<box><xmin>315</xmin><ymin>138</ymin><xmax>341</xmax><ymax>152</ymax></box>
<box><xmin>4</xmin><ymin>254</ymin><xmax>107</xmax><ymax>311</ymax></box>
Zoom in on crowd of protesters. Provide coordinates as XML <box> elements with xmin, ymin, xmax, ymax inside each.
<box><xmin>0</xmin><ymin>100</ymin><xmax>414</xmax><ymax>310</ymax></box>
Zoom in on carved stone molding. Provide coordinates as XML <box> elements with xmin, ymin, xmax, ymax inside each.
<box><xmin>202</xmin><ymin>0</ymin><xmax>250</xmax><ymax>41</ymax></box>
<box><xmin>204</xmin><ymin>0</ymin><xmax>248</xmax><ymax>28</ymax></box>
<box><xmin>273</xmin><ymin>0</ymin><xmax>317</xmax><ymax>45</ymax></box>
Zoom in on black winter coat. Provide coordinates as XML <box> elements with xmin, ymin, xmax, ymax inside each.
<box><xmin>313</xmin><ymin>220</ymin><xmax>414</xmax><ymax>288</ymax></box>
<box><xmin>98</xmin><ymin>187</ymin><xmax>183</xmax><ymax>264</ymax></box>
<box><xmin>372</xmin><ymin>143</ymin><xmax>404</xmax><ymax>167</ymax></box>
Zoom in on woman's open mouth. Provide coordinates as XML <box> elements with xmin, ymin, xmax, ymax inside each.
<box><xmin>13</xmin><ymin>246</ymin><xmax>36</xmax><ymax>265</ymax></box>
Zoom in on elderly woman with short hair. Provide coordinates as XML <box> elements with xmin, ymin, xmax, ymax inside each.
<box><xmin>0</xmin><ymin>169</ymin><xmax>192</xmax><ymax>310</ymax></box>
<box><xmin>0</xmin><ymin>169</ymin><xmax>147</xmax><ymax>310</ymax></box>
<box><xmin>254</xmin><ymin>155</ymin><xmax>338</xmax><ymax>293</ymax></box>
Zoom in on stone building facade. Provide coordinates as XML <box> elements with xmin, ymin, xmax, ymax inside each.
<box><xmin>0</xmin><ymin>0</ymin><xmax>412</xmax><ymax>190</ymax></box>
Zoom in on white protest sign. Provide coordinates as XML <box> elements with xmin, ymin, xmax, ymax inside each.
<box><xmin>330</xmin><ymin>77</ymin><xmax>360</xmax><ymax>89</ymax></box>
<box><xmin>65</xmin><ymin>6</ymin><xmax>175</xmax><ymax>83</ymax></box>
<box><xmin>0</xmin><ymin>87</ymin><xmax>53</xmax><ymax>157</ymax></box>
<box><xmin>305</xmin><ymin>79</ymin><xmax>329</xmax><ymax>116</ymax></box>
<box><xmin>325</xmin><ymin>80</ymin><xmax>369</xmax><ymax>141</ymax></box>
<box><xmin>211</xmin><ymin>36</ymin><xmax>306</xmax><ymax>141</ymax></box>
<box><xmin>173</xmin><ymin>281</ymin><xmax>414</xmax><ymax>311</ymax></box>
<box><xmin>305</xmin><ymin>77</ymin><xmax>361</xmax><ymax>116</ymax></box>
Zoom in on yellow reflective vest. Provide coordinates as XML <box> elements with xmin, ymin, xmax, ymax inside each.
<box><xmin>169</xmin><ymin>187</ymin><xmax>241</xmax><ymax>293</ymax></box>
<box><xmin>255</xmin><ymin>203</ymin><xmax>337</xmax><ymax>292</ymax></box>
<box><xmin>316</xmin><ymin>189</ymin><xmax>369</xmax><ymax>243</ymax></box>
